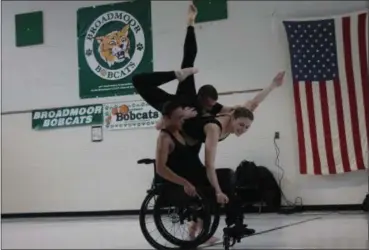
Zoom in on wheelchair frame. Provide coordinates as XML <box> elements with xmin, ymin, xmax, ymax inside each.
<box><xmin>137</xmin><ymin>158</ymin><xmax>251</xmax><ymax>250</ymax></box>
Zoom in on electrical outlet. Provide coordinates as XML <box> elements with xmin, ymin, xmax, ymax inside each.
<box><xmin>275</xmin><ymin>131</ymin><xmax>280</xmax><ymax>139</ymax></box>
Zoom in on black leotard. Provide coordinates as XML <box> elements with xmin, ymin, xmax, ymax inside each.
<box><xmin>159</xmin><ymin>129</ymin><xmax>208</xmax><ymax>186</ymax></box>
<box><xmin>182</xmin><ymin>115</ymin><xmax>230</xmax><ymax>143</ymax></box>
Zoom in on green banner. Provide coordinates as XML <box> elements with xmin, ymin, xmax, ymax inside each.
<box><xmin>77</xmin><ymin>0</ymin><xmax>153</xmax><ymax>99</ymax></box>
<box><xmin>32</xmin><ymin>104</ymin><xmax>103</xmax><ymax>130</ymax></box>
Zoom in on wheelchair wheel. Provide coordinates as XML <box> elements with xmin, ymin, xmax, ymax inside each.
<box><xmin>139</xmin><ymin>190</ymin><xmax>183</xmax><ymax>250</ymax></box>
<box><xmin>153</xmin><ymin>190</ymin><xmax>212</xmax><ymax>249</ymax></box>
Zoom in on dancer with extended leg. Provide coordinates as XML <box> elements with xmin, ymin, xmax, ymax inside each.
<box><xmin>133</xmin><ymin>0</ymin><xmax>285</xmax><ymax>241</ymax></box>
<box><xmin>133</xmin><ymin>2</ymin><xmax>231</xmax><ymax>129</ymax></box>
<box><xmin>132</xmin><ymin>0</ymin><xmax>230</xmax><ymax>207</ymax></box>
<box><xmin>175</xmin><ymin>3</ymin><xmax>227</xmax><ymax>114</ymax></box>
<box><xmin>154</xmin><ymin>2</ymin><xmax>237</xmax><ymax>130</ymax></box>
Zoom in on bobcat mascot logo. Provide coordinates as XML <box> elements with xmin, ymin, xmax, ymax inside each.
<box><xmin>83</xmin><ymin>10</ymin><xmax>146</xmax><ymax>81</ymax></box>
<box><xmin>96</xmin><ymin>25</ymin><xmax>131</xmax><ymax>67</ymax></box>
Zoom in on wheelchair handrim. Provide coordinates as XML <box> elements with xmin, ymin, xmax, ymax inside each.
<box><xmin>153</xmin><ymin>192</ymin><xmax>212</xmax><ymax>248</ymax></box>
<box><xmin>139</xmin><ymin>190</ymin><xmax>183</xmax><ymax>250</ymax></box>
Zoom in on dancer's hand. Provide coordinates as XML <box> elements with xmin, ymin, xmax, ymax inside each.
<box><xmin>184</xmin><ymin>182</ymin><xmax>197</xmax><ymax>197</ymax></box>
<box><xmin>188</xmin><ymin>2</ymin><xmax>198</xmax><ymax>26</ymax></box>
<box><xmin>216</xmin><ymin>192</ymin><xmax>229</xmax><ymax>204</ymax></box>
<box><xmin>183</xmin><ymin>107</ymin><xmax>198</xmax><ymax>119</ymax></box>
<box><xmin>155</xmin><ymin>118</ymin><xmax>165</xmax><ymax>130</ymax></box>
<box><xmin>271</xmin><ymin>71</ymin><xmax>285</xmax><ymax>88</ymax></box>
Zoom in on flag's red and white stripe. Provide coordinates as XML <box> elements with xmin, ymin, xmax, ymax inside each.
<box><xmin>294</xmin><ymin>11</ymin><xmax>369</xmax><ymax>175</ymax></box>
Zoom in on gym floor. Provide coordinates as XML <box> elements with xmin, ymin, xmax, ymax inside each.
<box><xmin>2</xmin><ymin>212</ymin><xmax>368</xmax><ymax>249</ymax></box>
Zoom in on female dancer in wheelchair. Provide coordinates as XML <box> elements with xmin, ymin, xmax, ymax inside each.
<box><xmin>155</xmin><ymin>100</ymin><xmax>254</xmax><ymax>241</ymax></box>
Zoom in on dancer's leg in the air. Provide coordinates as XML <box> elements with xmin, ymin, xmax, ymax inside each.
<box><xmin>132</xmin><ymin>68</ymin><xmax>198</xmax><ymax>112</ymax></box>
<box><xmin>175</xmin><ymin>2</ymin><xmax>198</xmax><ymax>100</ymax></box>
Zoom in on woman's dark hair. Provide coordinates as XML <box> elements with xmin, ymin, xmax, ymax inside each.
<box><xmin>233</xmin><ymin>107</ymin><xmax>254</xmax><ymax>120</ymax></box>
<box><xmin>161</xmin><ymin>100</ymin><xmax>183</xmax><ymax>117</ymax></box>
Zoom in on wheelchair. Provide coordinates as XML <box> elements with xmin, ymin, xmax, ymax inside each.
<box><xmin>138</xmin><ymin>158</ymin><xmax>251</xmax><ymax>250</ymax></box>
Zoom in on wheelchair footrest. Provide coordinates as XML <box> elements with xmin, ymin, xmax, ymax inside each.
<box><xmin>223</xmin><ymin>225</ymin><xmax>256</xmax><ymax>246</ymax></box>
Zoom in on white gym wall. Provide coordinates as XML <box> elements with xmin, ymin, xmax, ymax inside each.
<box><xmin>2</xmin><ymin>1</ymin><xmax>368</xmax><ymax>213</ymax></box>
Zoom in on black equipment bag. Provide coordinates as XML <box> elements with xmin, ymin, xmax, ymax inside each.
<box><xmin>362</xmin><ymin>194</ymin><xmax>369</xmax><ymax>211</ymax></box>
<box><xmin>235</xmin><ymin>160</ymin><xmax>282</xmax><ymax>211</ymax></box>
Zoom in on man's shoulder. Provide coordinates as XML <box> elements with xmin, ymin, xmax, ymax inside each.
<box><xmin>211</xmin><ymin>102</ymin><xmax>223</xmax><ymax>114</ymax></box>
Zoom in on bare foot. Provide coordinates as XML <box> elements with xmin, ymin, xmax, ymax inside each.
<box><xmin>187</xmin><ymin>2</ymin><xmax>198</xmax><ymax>26</ymax></box>
<box><xmin>175</xmin><ymin>67</ymin><xmax>199</xmax><ymax>82</ymax></box>
<box><xmin>188</xmin><ymin>221</ymin><xmax>197</xmax><ymax>239</ymax></box>
<box><xmin>204</xmin><ymin>236</ymin><xmax>220</xmax><ymax>246</ymax></box>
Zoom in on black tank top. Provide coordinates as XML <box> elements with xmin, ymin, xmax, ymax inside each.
<box><xmin>160</xmin><ymin>129</ymin><xmax>204</xmax><ymax>178</ymax></box>
<box><xmin>182</xmin><ymin>115</ymin><xmax>230</xmax><ymax>143</ymax></box>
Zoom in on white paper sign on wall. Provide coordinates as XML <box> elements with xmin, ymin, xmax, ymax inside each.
<box><xmin>103</xmin><ymin>101</ymin><xmax>161</xmax><ymax>130</ymax></box>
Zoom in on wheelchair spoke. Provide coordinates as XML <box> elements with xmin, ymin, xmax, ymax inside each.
<box><xmin>158</xmin><ymin>206</ymin><xmax>207</xmax><ymax>243</ymax></box>
<box><xmin>180</xmin><ymin>226</ymin><xmax>186</xmax><ymax>240</ymax></box>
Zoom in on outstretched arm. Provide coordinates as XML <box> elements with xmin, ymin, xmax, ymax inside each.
<box><xmin>199</xmin><ymin>71</ymin><xmax>285</xmax><ymax>116</ymax></box>
<box><xmin>243</xmin><ymin>71</ymin><xmax>285</xmax><ymax>112</ymax></box>
<box><xmin>203</xmin><ymin>123</ymin><xmax>229</xmax><ymax>203</ymax></box>
<box><xmin>203</xmin><ymin>123</ymin><xmax>223</xmax><ymax>194</ymax></box>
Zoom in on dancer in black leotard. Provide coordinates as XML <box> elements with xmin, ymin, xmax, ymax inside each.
<box><xmin>156</xmin><ymin>100</ymin><xmax>255</xmax><ymax>241</ymax></box>
<box><xmin>155</xmin><ymin>101</ymin><xmax>209</xmax><ymax>191</ymax></box>
<box><xmin>182</xmin><ymin>72</ymin><xmax>285</xmax><ymax>189</ymax></box>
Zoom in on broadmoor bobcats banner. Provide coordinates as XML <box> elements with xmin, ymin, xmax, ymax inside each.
<box><xmin>77</xmin><ymin>1</ymin><xmax>153</xmax><ymax>99</ymax></box>
<box><xmin>32</xmin><ymin>104</ymin><xmax>103</xmax><ymax>130</ymax></box>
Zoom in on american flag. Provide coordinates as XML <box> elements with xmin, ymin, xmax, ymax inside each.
<box><xmin>283</xmin><ymin>11</ymin><xmax>369</xmax><ymax>175</ymax></box>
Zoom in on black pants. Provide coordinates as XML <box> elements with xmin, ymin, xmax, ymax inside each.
<box><xmin>203</xmin><ymin>168</ymin><xmax>244</xmax><ymax>226</ymax></box>
<box><xmin>163</xmin><ymin>168</ymin><xmax>244</xmax><ymax>226</ymax></box>
<box><xmin>132</xmin><ymin>26</ymin><xmax>197</xmax><ymax>112</ymax></box>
